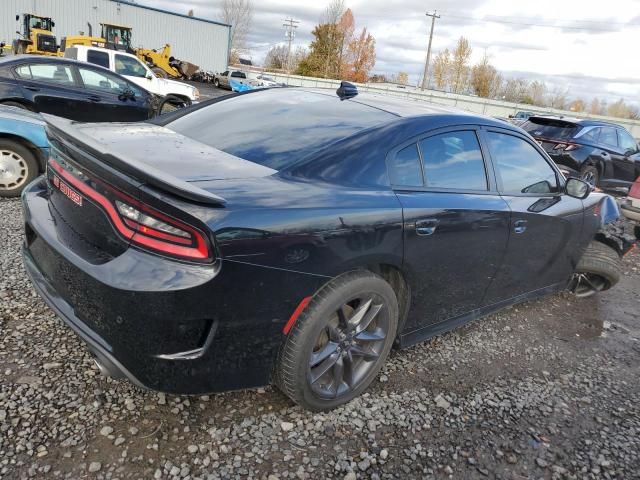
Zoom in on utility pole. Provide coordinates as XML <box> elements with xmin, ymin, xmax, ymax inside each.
<box><xmin>283</xmin><ymin>18</ymin><xmax>299</xmax><ymax>73</ymax></box>
<box><xmin>420</xmin><ymin>10</ymin><xmax>440</xmax><ymax>91</ymax></box>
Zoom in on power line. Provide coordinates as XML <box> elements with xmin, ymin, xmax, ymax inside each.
<box><xmin>283</xmin><ymin>17</ymin><xmax>299</xmax><ymax>73</ymax></box>
<box><xmin>421</xmin><ymin>10</ymin><xmax>440</xmax><ymax>91</ymax></box>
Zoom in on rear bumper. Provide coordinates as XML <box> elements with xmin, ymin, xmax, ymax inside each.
<box><xmin>21</xmin><ymin>178</ymin><xmax>326</xmax><ymax>394</ymax></box>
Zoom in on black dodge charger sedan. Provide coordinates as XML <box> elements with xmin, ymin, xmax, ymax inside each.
<box><xmin>22</xmin><ymin>86</ymin><xmax>631</xmax><ymax>410</ymax></box>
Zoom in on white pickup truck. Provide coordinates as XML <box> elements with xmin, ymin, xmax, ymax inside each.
<box><xmin>64</xmin><ymin>45</ymin><xmax>199</xmax><ymax>106</ymax></box>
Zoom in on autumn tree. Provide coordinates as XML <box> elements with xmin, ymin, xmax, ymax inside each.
<box><xmin>219</xmin><ymin>0</ymin><xmax>253</xmax><ymax>64</ymax></box>
<box><xmin>470</xmin><ymin>52</ymin><xmax>499</xmax><ymax>98</ymax></box>
<box><xmin>432</xmin><ymin>49</ymin><xmax>450</xmax><ymax>90</ymax></box>
<box><xmin>343</xmin><ymin>27</ymin><xmax>376</xmax><ymax>82</ymax></box>
<box><xmin>548</xmin><ymin>86</ymin><xmax>569</xmax><ymax>109</ymax></box>
<box><xmin>528</xmin><ymin>80</ymin><xmax>546</xmax><ymax>106</ymax></box>
<box><xmin>391</xmin><ymin>71</ymin><xmax>409</xmax><ymax>85</ymax></box>
<box><xmin>264</xmin><ymin>45</ymin><xmax>288</xmax><ymax>70</ymax></box>
<box><xmin>450</xmin><ymin>37</ymin><xmax>472</xmax><ymax>94</ymax></box>
<box><xmin>569</xmin><ymin>98</ymin><xmax>586</xmax><ymax>112</ymax></box>
<box><xmin>500</xmin><ymin>78</ymin><xmax>528</xmax><ymax>102</ymax></box>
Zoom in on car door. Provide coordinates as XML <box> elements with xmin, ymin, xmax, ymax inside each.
<box><xmin>220</xmin><ymin>71</ymin><xmax>229</xmax><ymax>87</ymax></box>
<box><xmin>481</xmin><ymin>128</ymin><xmax>585</xmax><ymax>305</ymax></box>
<box><xmin>113</xmin><ymin>53</ymin><xmax>155</xmax><ymax>93</ymax></box>
<box><xmin>391</xmin><ymin>128</ymin><xmax>511</xmax><ymax>332</ymax></box>
<box><xmin>13</xmin><ymin>62</ymin><xmax>87</xmax><ymax>119</ymax></box>
<box><xmin>615</xmin><ymin>128</ymin><xmax>639</xmax><ymax>184</ymax></box>
<box><xmin>76</xmin><ymin>65</ymin><xmax>152</xmax><ymax>122</ymax></box>
<box><xmin>596</xmin><ymin>126</ymin><xmax>626</xmax><ymax>186</ymax></box>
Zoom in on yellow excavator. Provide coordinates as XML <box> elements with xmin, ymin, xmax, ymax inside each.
<box><xmin>61</xmin><ymin>23</ymin><xmax>198</xmax><ymax>79</ymax></box>
<box><xmin>13</xmin><ymin>14</ymin><xmax>59</xmax><ymax>56</ymax></box>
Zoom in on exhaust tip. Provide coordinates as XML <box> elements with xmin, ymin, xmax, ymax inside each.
<box><xmin>93</xmin><ymin>357</ymin><xmax>109</xmax><ymax>377</ymax></box>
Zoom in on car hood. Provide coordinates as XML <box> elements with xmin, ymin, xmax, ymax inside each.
<box><xmin>159</xmin><ymin>78</ymin><xmax>195</xmax><ymax>95</ymax></box>
<box><xmin>0</xmin><ymin>105</ymin><xmax>45</xmax><ymax>125</ymax></box>
<box><xmin>50</xmin><ymin>121</ymin><xmax>275</xmax><ymax>182</ymax></box>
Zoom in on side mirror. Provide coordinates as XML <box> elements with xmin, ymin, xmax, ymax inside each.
<box><xmin>508</xmin><ymin>114</ymin><xmax>514</xmax><ymax>118</ymax></box>
<box><xmin>51</xmin><ymin>21</ymin><xmax>55</xmax><ymax>27</ymax></box>
<box><xmin>565</xmin><ymin>178</ymin><xmax>590</xmax><ymax>199</ymax></box>
<box><xmin>16</xmin><ymin>15</ymin><xmax>19</xmax><ymax>21</ymax></box>
<box><xmin>146</xmin><ymin>74</ymin><xmax>153</xmax><ymax>80</ymax></box>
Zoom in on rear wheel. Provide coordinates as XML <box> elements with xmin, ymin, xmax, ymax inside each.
<box><xmin>0</xmin><ymin>140</ymin><xmax>39</xmax><ymax>198</ymax></box>
<box><xmin>1</xmin><ymin>101</ymin><xmax>30</xmax><ymax>110</ymax></box>
<box><xmin>569</xmin><ymin>241</ymin><xmax>621</xmax><ymax>298</ymax></box>
<box><xmin>580</xmin><ymin>165</ymin><xmax>599</xmax><ymax>189</ymax></box>
<box><xmin>276</xmin><ymin>271</ymin><xmax>398</xmax><ymax>411</ymax></box>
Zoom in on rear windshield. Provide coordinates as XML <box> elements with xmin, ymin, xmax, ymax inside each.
<box><xmin>167</xmin><ymin>89</ymin><xmax>397</xmax><ymax>170</ymax></box>
<box><xmin>522</xmin><ymin>118</ymin><xmax>578</xmax><ymax>140</ymax></box>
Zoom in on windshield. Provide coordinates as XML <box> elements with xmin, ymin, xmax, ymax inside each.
<box><xmin>167</xmin><ymin>89</ymin><xmax>397</xmax><ymax>170</ymax></box>
<box><xmin>105</xmin><ymin>26</ymin><xmax>131</xmax><ymax>47</ymax></box>
<box><xmin>29</xmin><ymin>16</ymin><xmax>52</xmax><ymax>31</ymax></box>
<box><xmin>522</xmin><ymin>118</ymin><xmax>578</xmax><ymax>140</ymax></box>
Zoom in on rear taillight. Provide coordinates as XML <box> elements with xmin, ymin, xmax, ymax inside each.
<box><xmin>553</xmin><ymin>143</ymin><xmax>580</xmax><ymax>152</ymax></box>
<box><xmin>48</xmin><ymin>158</ymin><xmax>212</xmax><ymax>262</ymax></box>
<box><xmin>629</xmin><ymin>178</ymin><xmax>640</xmax><ymax>199</ymax></box>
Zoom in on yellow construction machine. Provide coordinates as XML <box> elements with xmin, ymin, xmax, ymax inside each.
<box><xmin>13</xmin><ymin>14</ymin><xmax>59</xmax><ymax>56</ymax></box>
<box><xmin>61</xmin><ymin>23</ymin><xmax>198</xmax><ymax>79</ymax></box>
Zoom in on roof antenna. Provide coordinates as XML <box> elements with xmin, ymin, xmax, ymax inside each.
<box><xmin>336</xmin><ymin>81</ymin><xmax>358</xmax><ymax>100</ymax></box>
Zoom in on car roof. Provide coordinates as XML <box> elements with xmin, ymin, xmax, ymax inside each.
<box><xmin>301</xmin><ymin>88</ymin><xmax>511</xmax><ymax>128</ymax></box>
<box><xmin>0</xmin><ymin>54</ymin><xmax>117</xmax><ymax>74</ymax></box>
<box><xmin>528</xmin><ymin>114</ymin><xmax>624</xmax><ymax>129</ymax></box>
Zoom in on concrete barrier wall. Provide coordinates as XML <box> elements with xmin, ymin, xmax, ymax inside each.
<box><xmin>266</xmin><ymin>73</ymin><xmax>640</xmax><ymax>138</ymax></box>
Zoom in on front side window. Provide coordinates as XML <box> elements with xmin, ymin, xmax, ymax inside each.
<box><xmin>78</xmin><ymin>67</ymin><xmax>129</xmax><ymax>93</ymax></box>
<box><xmin>487</xmin><ymin>132</ymin><xmax>559</xmax><ymax>195</ymax></box>
<box><xmin>87</xmin><ymin>50</ymin><xmax>110</xmax><ymax>69</ymax></box>
<box><xmin>14</xmin><ymin>64</ymin><xmax>75</xmax><ymax>86</ymax></box>
<box><xmin>618</xmin><ymin>129</ymin><xmax>637</xmax><ymax>153</ymax></box>
<box><xmin>388</xmin><ymin>144</ymin><xmax>423</xmax><ymax>187</ymax></box>
<box><xmin>115</xmin><ymin>54</ymin><xmax>148</xmax><ymax>78</ymax></box>
<box><xmin>418</xmin><ymin>131</ymin><xmax>487</xmax><ymax>190</ymax></box>
<box><xmin>599</xmin><ymin>127</ymin><xmax>618</xmax><ymax>147</ymax></box>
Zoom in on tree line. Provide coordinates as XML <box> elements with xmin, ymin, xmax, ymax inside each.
<box><xmin>426</xmin><ymin>37</ymin><xmax>639</xmax><ymax>120</ymax></box>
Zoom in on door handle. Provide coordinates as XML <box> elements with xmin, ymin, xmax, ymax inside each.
<box><xmin>513</xmin><ymin>219</ymin><xmax>528</xmax><ymax>234</ymax></box>
<box><xmin>24</xmin><ymin>86</ymin><xmax>39</xmax><ymax>92</ymax></box>
<box><xmin>87</xmin><ymin>95</ymin><xmax>101</xmax><ymax>103</ymax></box>
<box><xmin>600</xmin><ymin>151</ymin><xmax>609</xmax><ymax>156</ymax></box>
<box><xmin>416</xmin><ymin>219</ymin><xmax>439</xmax><ymax>236</ymax></box>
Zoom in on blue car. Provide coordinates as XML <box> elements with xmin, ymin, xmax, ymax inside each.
<box><xmin>0</xmin><ymin>105</ymin><xmax>48</xmax><ymax>197</ymax></box>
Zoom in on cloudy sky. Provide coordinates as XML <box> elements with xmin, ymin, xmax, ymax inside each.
<box><xmin>138</xmin><ymin>0</ymin><xmax>640</xmax><ymax>102</ymax></box>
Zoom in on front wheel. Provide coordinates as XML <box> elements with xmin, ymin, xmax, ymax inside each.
<box><xmin>580</xmin><ymin>165</ymin><xmax>599</xmax><ymax>189</ymax></box>
<box><xmin>569</xmin><ymin>241</ymin><xmax>621</xmax><ymax>298</ymax></box>
<box><xmin>276</xmin><ymin>271</ymin><xmax>398</xmax><ymax>411</ymax></box>
<box><xmin>0</xmin><ymin>139</ymin><xmax>39</xmax><ymax>198</ymax></box>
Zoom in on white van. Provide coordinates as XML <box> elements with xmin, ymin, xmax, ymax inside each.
<box><xmin>65</xmin><ymin>45</ymin><xmax>199</xmax><ymax>105</ymax></box>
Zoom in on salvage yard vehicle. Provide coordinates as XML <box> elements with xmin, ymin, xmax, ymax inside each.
<box><xmin>21</xmin><ymin>85</ymin><xmax>636</xmax><ymax>411</ymax></box>
<box><xmin>620</xmin><ymin>177</ymin><xmax>640</xmax><ymax>224</ymax></box>
<box><xmin>214</xmin><ymin>70</ymin><xmax>249</xmax><ymax>90</ymax></box>
<box><xmin>523</xmin><ymin>116</ymin><xmax>640</xmax><ymax>190</ymax></box>
<box><xmin>0</xmin><ymin>105</ymin><xmax>48</xmax><ymax>197</ymax></box>
<box><xmin>64</xmin><ymin>46</ymin><xmax>199</xmax><ymax>107</ymax></box>
<box><xmin>0</xmin><ymin>56</ymin><xmax>182</xmax><ymax>197</ymax></box>
<box><xmin>13</xmin><ymin>14</ymin><xmax>58</xmax><ymax>56</ymax></box>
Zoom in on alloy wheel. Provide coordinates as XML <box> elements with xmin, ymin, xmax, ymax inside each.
<box><xmin>0</xmin><ymin>149</ymin><xmax>28</xmax><ymax>192</ymax></box>
<box><xmin>307</xmin><ymin>295</ymin><xmax>389</xmax><ymax>399</ymax></box>
<box><xmin>582</xmin><ymin>170</ymin><xmax>597</xmax><ymax>188</ymax></box>
<box><xmin>570</xmin><ymin>272</ymin><xmax>608</xmax><ymax>298</ymax></box>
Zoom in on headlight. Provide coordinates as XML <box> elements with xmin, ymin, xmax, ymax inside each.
<box><xmin>193</xmin><ymin>88</ymin><xmax>200</xmax><ymax>100</ymax></box>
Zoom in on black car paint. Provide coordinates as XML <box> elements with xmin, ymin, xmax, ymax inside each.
<box><xmin>22</xmin><ymin>89</ymin><xmax>614</xmax><ymax>394</ymax></box>
<box><xmin>524</xmin><ymin>117</ymin><xmax>640</xmax><ymax>189</ymax></box>
<box><xmin>0</xmin><ymin>55</ymin><xmax>157</xmax><ymax>121</ymax></box>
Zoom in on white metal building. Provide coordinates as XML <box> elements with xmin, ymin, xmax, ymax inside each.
<box><xmin>1</xmin><ymin>0</ymin><xmax>231</xmax><ymax>73</ymax></box>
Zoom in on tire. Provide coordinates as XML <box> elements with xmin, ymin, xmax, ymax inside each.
<box><xmin>158</xmin><ymin>95</ymin><xmax>190</xmax><ymax>115</ymax></box>
<box><xmin>214</xmin><ymin>79</ymin><xmax>220</xmax><ymax>88</ymax></box>
<box><xmin>580</xmin><ymin>165</ymin><xmax>599</xmax><ymax>189</ymax></box>
<box><xmin>151</xmin><ymin>67</ymin><xmax>168</xmax><ymax>79</ymax></box>
<box><xmin>276</xmin><ymin>270</ymin><xmax>398</xmax><ymax>411</ymax></box>
<box><xmin>0</xmin><ymin>139</ymin><xmax>39</xmax><ymax>198</ymax></box>
<box><xmin>571</xmin><ymin>241</ymin><xmax>621</xmax><ymax>298</ymax></box>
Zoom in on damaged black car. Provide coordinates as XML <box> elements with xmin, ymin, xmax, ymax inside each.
<box><xmin>21</xmin><ymin>86</ymin><xmax>637</xmax><ymax>411</ymax></box>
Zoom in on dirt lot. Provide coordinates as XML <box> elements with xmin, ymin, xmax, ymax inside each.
<box><xmin>1</xmin><ymin>196</ymin><xmax>639</xmax><ymax>480</ymax></box>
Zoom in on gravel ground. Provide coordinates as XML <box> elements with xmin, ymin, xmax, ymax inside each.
<box><xmin>1</xmin><ymin>196</ymin><xmax>639</xmax><ymax>480</ymax></box>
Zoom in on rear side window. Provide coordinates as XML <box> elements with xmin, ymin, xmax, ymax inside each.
<box><xmin>87</xmin><ymin>50</ymin><xmax>110</xmax><ymax>69</ymax></box>
<box><xmin>578</xmin><ymin>127</ymin><xmax>601</xmax><ymax>143</ymax></box>
<box><xmin>487</xmin><ymin>132</ymin><xmax>559</xmax><ymax>195</ymax></box>
<box><xmin>522</xmin><ymin>119</ymin><xmax>577</xmax><ymax>140</ymax></box>
<box><xmin>14</xmin><ymin>64</ymin><xmax>75</xmax><ymax>86</ymax></box>
<box><xmin>388</xmin><ymin>144</ymin><xmax>423</xmax><ymax>187</ymax></box>
<box><xmin>599</xmin><ymin>127</ymin><xmax>618</xmax><ymax>147</ymax></box>
<box><xmin>419</xmin><ymin>131</ymin><xmax>487</xmax><ymax>190</ymax></box>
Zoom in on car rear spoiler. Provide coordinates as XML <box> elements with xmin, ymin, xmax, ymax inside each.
<box><xmin>43</xmin><ymin>115</ymin><xmax>226</xmax><ymax>206</ymax></box>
